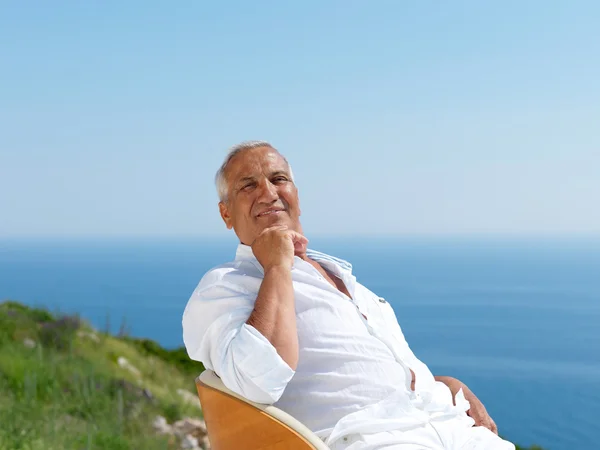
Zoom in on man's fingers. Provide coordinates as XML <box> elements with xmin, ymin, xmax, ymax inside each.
<box><xmin>294</xmin><ymin>240</ymin><xmax>307</xmax><ymax>251</ymax></box>
<box><xmin>485</xmin><ymin>420</ymin><xmax>495</xmax><ymax>433</ymax></box>
<box><xmin>490</xmin><ymin>419</ymin><xmax>498</xmax><ymax>435</ymax></box>
<box><xmin>288</xmin><ymin>231</ymin><xmax>309</xmax><ymax>253</ymax></box>
<box><xmin>288</xmin><ymin>230</ymin><xmax>309</xmax><ymax>245</ymax></box>
<box><xmin>263</xmin><ymin>225</ymin><xmax>289</xmax><ymax>234</ymax></box>
<box><xmin>254</xmin><ymin>226</ymin><xmax>308</xmax><ymax>254</ymax></box>
<box><xmin>467</xmin><ymin>409</ymin><xmax>479</xmax><ymax>422</ymax></box>
<box><xmin>479</xmin><ymin>416</ymin><xmax>497</xmax><ymax>434</ymax></box>
<box><xmin>468</xmin><ymin>408</ymin><xmax>487</xmax><ymax>427</ymax></box>
<box><xmin>259</xmin><ymin>226</ymin><xmax>307</xmax><ymax>245</ymax></box>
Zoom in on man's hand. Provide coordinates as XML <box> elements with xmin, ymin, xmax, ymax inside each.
<box><xmin>435</xmin><ymin>376</ymin><xmax>498</xmax><ymax>435</ymax></box>
<box><xmin>251</xmin><ymin>226</ymin><xmax>308</xmax><ymax>271</ymax></box>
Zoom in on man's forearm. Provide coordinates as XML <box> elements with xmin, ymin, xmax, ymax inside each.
<box><xmin>435</xmin><ymin>376</ymin><xmax>461</xmax><ymax>403</ymax></box>
<box><xmin>435</xmin><ymin>375</ymin><xmax>496</xmax><ymax>432</ymax></box>
<box><xmin>435</xmin><ymin>376</ymin><xmax>475</xmax><ymax>405</ymax></box>
<box><xmin>434</xmin><ymin>375</ymin><xmax>455</xmax><ymax>385</ymax></box>
<box><xmin>247</xmin><ymin>265</ymin><xmax>298</xmax><ymax>369</ymax></box>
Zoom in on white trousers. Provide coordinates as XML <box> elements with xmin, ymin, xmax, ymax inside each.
<box><xmin>330</xmin><ymin>417</ymin><xmax>516</xmax><ymax>450</ymax></box>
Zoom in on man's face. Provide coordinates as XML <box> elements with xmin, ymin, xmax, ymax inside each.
<box><xmin>219</xmin><ymin>146</ymin><xmax>301</xmax><ymax>245</ymax></box>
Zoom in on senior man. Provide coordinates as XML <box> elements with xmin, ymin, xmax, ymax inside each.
<box><xmin>183</xmin><ymin>141</ymin><xmax>515</xmax><ymax>450</ymax></box>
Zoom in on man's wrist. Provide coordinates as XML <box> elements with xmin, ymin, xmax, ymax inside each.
<box><xmin>264</xmin><ymin>263</ymin><xmax>293</xmax><ymax>274</ymax></box>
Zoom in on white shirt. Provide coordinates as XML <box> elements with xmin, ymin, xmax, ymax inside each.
<box><xmin>183</xmin><ymin>245</ymin><xmax>485</xmax><ymax>448</ymax></box>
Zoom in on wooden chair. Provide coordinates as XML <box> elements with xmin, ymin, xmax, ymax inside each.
<box><xmin>196</xmin><ymin>370</ymin><xmax>330</xmax><ymax>450</ymax></box>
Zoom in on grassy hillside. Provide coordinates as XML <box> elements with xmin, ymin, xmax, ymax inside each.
<box><xmin>0</xmin><ymin>301</ymin><xmax>205</xmax><ymax>450</ymax></box>
<box><xmin>0</xmin><ymin>301</ymin><xmax>543</xmax><ymax>450</ymax></box>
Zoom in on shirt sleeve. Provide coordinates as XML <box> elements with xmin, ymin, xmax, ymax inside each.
<box><xmin>182</xmin><ymin>281</ymin><xmax>295</xmax><ymax>404</ymax></box>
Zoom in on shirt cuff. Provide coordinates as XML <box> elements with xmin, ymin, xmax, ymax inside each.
<box><xmin>231</xmin><ymin>323</ymin><xmax>296</xmax><ymax>403</ymax></box>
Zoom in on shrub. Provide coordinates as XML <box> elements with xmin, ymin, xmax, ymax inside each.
<box><xmin>160</xmin><ymin>401</ymin><xmax>181</xmax><ymax>423</ymax></box>
<box><xmin>39</xmin><ymin>315</ymin><xmax>81</xmax><ymax>351</ymax></box>
<box><xmin>123</xmin><ymin>337</ymin><xmax>205</xmax><ymax>376</ymax></box>
<box><xmin>0</xmin><ymin>301</ymin><xmax>55</xmax><ymax>323</ymax></box>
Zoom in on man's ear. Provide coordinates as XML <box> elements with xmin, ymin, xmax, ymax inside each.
<box><xmin>219</xmin><ymin>202</ymin><xmax>233</xmax><ymax>229</ymax></box>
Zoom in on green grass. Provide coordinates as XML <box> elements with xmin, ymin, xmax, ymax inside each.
<box><xmin>0</xmin><ymin>300</ymin><xmax>205</xmax><ymax>450</ymax></box>
<box><xmin>0</xmin><ymin>300</ymin><xmax>544</xmax><ymax>450</ymax></box>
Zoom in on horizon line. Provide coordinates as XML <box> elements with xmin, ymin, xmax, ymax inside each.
<box><xmin>2</xmin><ymin>231</ymin><xmax>600</xmax><ymax>241</ymax></box>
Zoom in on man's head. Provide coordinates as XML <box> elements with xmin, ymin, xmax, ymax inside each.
<box><xmin>215</xmin><ymin>141</ymin><xmax>302</xmax><ymax>245</ymax></box>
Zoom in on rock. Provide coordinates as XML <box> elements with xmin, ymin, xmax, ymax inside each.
<box><xmin>23</xmin><ymin>338</ymin><xmax>36</xmax><ymax>348</ymax></box>
<box><xmin>117</xmin><ymin>356</ymin><xmax>141</xmax><ymax>376</ymax></box>
<box><xmin>154</xmin><ymin>416</ymin><xmax>208</xmax><ymax>449</ymax></box>
<box><xmin>142</xmin><ymin>388</ymin><xmax>154</xmax><ymax>400</ymax></box>
<box><xmin>180</xmin><ymin>434</ymin><xmax>200</xmax><ymax>449</ymax></box>
<box><xmin>77</xmin><ymin>330</ymin><xmax>100</xmax><ymax>342</ymax></box>
<box><xmin>152</xmin><ymin>415</ymin><xmax>172</xmax><ymax>434</ymax></box>
<box><xmin>172</xmin><ymin>418</ymin><xmax>207</xmax><ymax>437</ymax></box>
<box><xmin>109</xmin><ymin>378</ymin><xmax>156</xmax><ymax>418</ymax></box>
<box><xmin>177</xmin><ymin>388</ymin><xmax>201</xmax><ymax>408</ymax></box>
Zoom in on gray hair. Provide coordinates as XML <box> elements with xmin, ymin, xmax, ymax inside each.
<box><xmin>215</xmin><ymin>140</ymin><xmax>295</xmax><ymax>202</ymax></box>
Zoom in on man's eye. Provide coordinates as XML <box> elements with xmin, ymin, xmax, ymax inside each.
<box><xmin>273</xmin><ymin>177</ymin><xmax>288</xmax><ymax>183</ymax></box>
<box><xmin>241</xmin><ymin>183</ymin><xmax>255</xmax><ymax>190</ymax></box>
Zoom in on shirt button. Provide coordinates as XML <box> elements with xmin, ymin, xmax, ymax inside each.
<box><xmin>378</xmin><ymin>297</ymin><xmax>387</xmax><ymax>303</ymax></box>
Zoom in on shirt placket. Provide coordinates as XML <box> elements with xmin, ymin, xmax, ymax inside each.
<box><xmin>305</xmin><ymin>259</ymin><xmax>417</xmax><ymax>395</ymax></box>
<box><xmin>360</xmin><ymin>306</ymin><xmax>417</xmax><ymax>394</ymax></box>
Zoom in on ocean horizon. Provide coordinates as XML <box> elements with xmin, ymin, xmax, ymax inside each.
<box><xmin>1</xmin><ymin>235</ymin><xmax>599</xmax><ymax>450</ymax></box>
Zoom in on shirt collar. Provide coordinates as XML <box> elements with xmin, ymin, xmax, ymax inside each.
<box><xmin>234</xmin><ymin>243</ymin><xmax>353</xmax><ymax>274</ymax></box>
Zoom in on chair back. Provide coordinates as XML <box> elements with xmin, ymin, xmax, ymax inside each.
<box><xmin>196</xmin><ymin>370</ymin><xmax>330</xmax><ymax>450</ymax></box>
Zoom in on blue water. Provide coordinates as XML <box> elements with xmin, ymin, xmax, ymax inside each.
<box><xmin>1</xmin><ymin>236</ymin><xmax>599</xmax><ymax>450</ymax></box>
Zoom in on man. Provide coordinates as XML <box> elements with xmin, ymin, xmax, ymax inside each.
<box><xmin>183</xmin><ymin>141</ymin><xmax>515</xmax><ymax>450</ymax></box>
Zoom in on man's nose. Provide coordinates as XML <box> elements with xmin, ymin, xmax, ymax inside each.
<box><xmin>257</xmin><ymin>180</ymin><xmax>278</xmax><ymax>203</ymax></box>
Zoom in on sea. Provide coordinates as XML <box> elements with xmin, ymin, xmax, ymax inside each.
<box><xmin>1</xmin><ymin>236</ymin><xmax>599</xmax><ymax>450</ymax></box>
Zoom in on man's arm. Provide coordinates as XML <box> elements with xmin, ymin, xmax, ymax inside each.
<box><xmin>247</xmin><ymin>225</ymin><xmax>308</xmax><ymax>370</ymax></box>
<box><xmin>435</xmin><ymin>375</ymin><xmax>498</xmax><ymax>434</ymax></box>
<box><xmin>182</xmin><ymin>225</ymin><xmax>307</xmax><ymax>404</ymax></box>
<box><xmin>247</xmin><ymin>264</ymin><xmax>298</xmax><ymax>369</ymax></box>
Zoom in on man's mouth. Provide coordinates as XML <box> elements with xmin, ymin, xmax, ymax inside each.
<box><xmin>256</xmin><ymin>209</ymin><xmax>284</xmax><ymax>217</ymax></box>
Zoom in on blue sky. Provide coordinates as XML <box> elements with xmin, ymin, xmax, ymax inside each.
<box><xmin>1</xmin><ymin>1</ymin><xmax>599</xmax><ymax>238</ymax></box>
